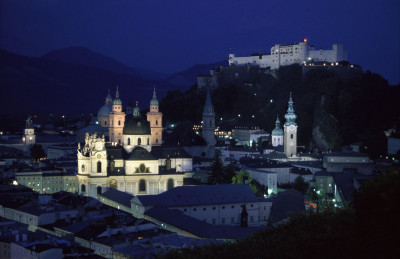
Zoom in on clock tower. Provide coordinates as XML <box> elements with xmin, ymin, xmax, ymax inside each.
<box><xmin>284</xmin><ymin>93</ymin><xmax>298</xmax><ymax>157</ymax></box>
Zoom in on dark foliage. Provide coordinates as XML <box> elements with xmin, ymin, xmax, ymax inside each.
<box><xmin>160</xmin><ymin>65</ymin><xmax>400</xmax><ymax>157</ymax></box>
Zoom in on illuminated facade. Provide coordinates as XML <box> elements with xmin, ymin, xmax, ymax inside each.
<box><xmin>78</xmin><ymin>89</ymin><xmax>193</xmax><ymax>199</ymax></box>
<box><xmin>229</xmin><ymin>39</ymin><xmax>347</xmax><ymax>69</ymax></box>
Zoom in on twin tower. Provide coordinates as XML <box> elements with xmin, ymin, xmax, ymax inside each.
<box><xmin>97</xmin><ymin>87</ymin><xmax>162</xmax><ymax>146</ymax></box>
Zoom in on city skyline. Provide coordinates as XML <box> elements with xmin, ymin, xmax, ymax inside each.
<box><xmin>1</xmin><ymin>0</ymin><xmax>399</xmax><ymax>84</ymax></box>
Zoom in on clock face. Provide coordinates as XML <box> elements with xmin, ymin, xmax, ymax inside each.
<box><xmin>97</xmin><ymin>154</ymin><xmax>101</xmax><ymax>159</ymax></box>
<box><xmin>289</xmin><ymin>125</ymin><xmax>295</xmax><ymax>131</ymax></box>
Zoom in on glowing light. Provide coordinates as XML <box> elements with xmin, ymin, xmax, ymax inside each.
<box><xmin>303</xmin><ymin>38</ymin><xmax>308</xmax><ymax>43</ymax></box>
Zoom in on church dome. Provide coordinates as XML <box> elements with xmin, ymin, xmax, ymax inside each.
<box><xmin>272</xmin><ymin>127</ymin><xmax>283</xmax><ymax>136</ymax></box>
<box><xmin>113</xmin><ymin>98</ymin><xmax>122</xmax><ymax>106</ymax></box>
<box><xmin>150</xmin><ymin>98</ymin><xmax>159</xmax><ymax>106</ymax></box>
<box><xmin>123</xmin><ymin>114</ymin><xmax>151</xmax><ymax>135</ymax></box>
<box><xmin>97</xmin><ymin>104</ymin><xmax>112</xmax><ymax>118</ymax></box>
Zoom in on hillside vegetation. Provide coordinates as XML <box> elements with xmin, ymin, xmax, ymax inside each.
<box><xmin>160</xmin><ymin>65</ymin><xmax>400</xmax><ymax>157</ymax></box>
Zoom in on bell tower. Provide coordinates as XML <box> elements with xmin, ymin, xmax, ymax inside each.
<box><xmin>284</xmin><ymin>93</ymin><xmax>298</xmax><ymax>157</ymax></box>
<box><xmin>146</xmin><ymin>87</ymin><xmax>163</xmax><ymax>146</ymax></box>
<box><xmin>23</xmin><ymin>116</ymin><xmax>36</xmax><ymax>150</ymax></box>
<box><xmin>202</xmin><ymin>90</ymin><xmax>216</xmax><ymax>147</ymax></box>
<box><xmin>109</xmin><ymin>86</ymin><xmax>125</xmax><ymax>145</ymax></box>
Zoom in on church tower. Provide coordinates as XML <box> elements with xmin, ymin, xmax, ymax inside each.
<box><xmin>271</xmin><ymin>115</ymin><xmax>284</xmax><ymax>147</ymax></box>
<box><xmin>146</xmin><ymin>87</ymin><xmax>163</xmax><ymax>146</ymax></box>
<box><xmin>109</xmin><ymin>86</ymin><xmax>125</xmax><ymax>145</ymax></box>
<box><xmin>202</xmin><ymin>90</ymin><xmax>216</xmax><ymax>147</ymax></box>
<box><xmin>23</xmin><ymin>116</ymin><xmax>36</xmax><ymax>149</ymax></box>
<box><xmin>284</xmin><ymin>93</ymin><xmax>298</xmax><ymax>157</ymax></box>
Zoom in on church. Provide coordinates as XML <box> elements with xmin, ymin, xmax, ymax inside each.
<box><xmin>77</xmin><ymin>87</ymin><xmax>194</xmax><ymax>199</ymax></box>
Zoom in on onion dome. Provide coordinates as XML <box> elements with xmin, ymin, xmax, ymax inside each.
<box><xmin>112</xmin><ymin>86</ymin><xmax>122</xmax><ymax>106</ymax></box>
<box><xmin>272</xmin><ymin>115</ymin><xmax>284</xmax><ymax>136</ymax></box>
<box><xmin>150</xmin><ymin>87</ymin><xmax>159</xmax><ymax>106</ymax></box>
<box><xmin>284</xmin><ymin>92</ymin><xmax>297</xmax><ymax>126</ymax></box>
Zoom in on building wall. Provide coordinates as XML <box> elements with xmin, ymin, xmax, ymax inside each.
<box><xmin>78</xmin><ymin>174</ymin><xmax>185</xmax><ymax>198</ymax></box>
<box><xmin>229</xmin><ymin>42</ymin><xmax>347</xmax><ymax>69</ymax></box>
<box><xmin>284</xmin><ymin>125</ymin><xmax>297</xmax><ymax>157</ymax></box>
<box><xmin>246</xmin><ymin>169</ymin><xmax>278</xmax><ymax>194</ymax></box>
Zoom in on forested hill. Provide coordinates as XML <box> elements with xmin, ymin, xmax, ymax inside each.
<box><xmin>160</xmin><ymin>65</ymin><xmax>400</xmax><ymax>157</ymax></box>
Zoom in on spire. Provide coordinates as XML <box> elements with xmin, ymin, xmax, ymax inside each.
<box><xmin>105</xmin><ymin>89</ymin><xmax>112</xmax><ymax>105</ymax></box>
<box><xmin>113</xmin><ymin>86</ymin><xmax>122</xmax><ymax>106</ymax></box>
<box><xmin>203</xmin><ymin>90</ymin><xmax>214</xmax><ymax>114</ymax></box>
<box><xmin>133</xmin><ymin>101</ymin><xmax>141</xmax><ymax>117</ymax></box>
<box><xmin>153</xmin><ymin>86</ymin><xmax>157</xmax><ymax>99</ymax></box>
<box><xmin>284</xmin><ymin>92</ymin><xmax>297</xmax><ymax>126</ymax></box>
<box><xmin>150</xmin><ymin>86</ymin><xmax>159</xmax><ymax>107</ymax></box>
<box><xmin>115</xmin><ymin>85</ymin><xmax>120</xmax><ymax>99</ymax></box>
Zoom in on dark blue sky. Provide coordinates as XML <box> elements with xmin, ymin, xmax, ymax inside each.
<box><xmin>1</xmin><ymin>0</ymin><xmax>399</xmax><ymax>84</ymax></box>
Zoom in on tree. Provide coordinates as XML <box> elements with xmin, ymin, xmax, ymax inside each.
<box><xmin>30</xmin><ymin>144</ymin><xmax>46</xmax><ymax>162</ymax></box>
<box><xmin>293</xmin><ymin>176</ymin><xmax>309</xmax><ymax>194</ymax></box>
<box><xmin>251</xmin><ymin>140</ymin><xmax>257</xmax><ymax>150</ymax></box>
<box><xmin>223</xmin><ymin>162</ymin><xmax>236</xmax><ymax>184</ymax></box>
<box><xmin>232</xmin><ymin>170</ymin><xmax>258</xmax><ymax>194</ymax></box>
<box><xmin>208</xmin><ymin>153</ymin><xmax>224</xmax><ymax>184</ymax></box>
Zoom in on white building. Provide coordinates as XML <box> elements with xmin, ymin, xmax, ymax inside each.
<box><xmin>229</xmin><ymin>39</ymin><xmax>347</xmax><ymax>69</ymax></box>
<box><xmin>131</xmin><ymin>184</ymin><xmax>272</xmax><ymax>227</ymax></box>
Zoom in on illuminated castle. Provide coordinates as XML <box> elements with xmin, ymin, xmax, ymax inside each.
<box><xmin>229</xmin><ymin>39</ymin><xmax>347</xmax><ymax>69</ymax></box>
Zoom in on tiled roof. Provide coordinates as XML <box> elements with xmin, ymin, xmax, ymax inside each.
<box><xmin>145</xmin><ymin>206</ymin><xmax>263</xmax><ymax>239</ymax></box>
<box><xmin>136</xmin><ymin>184</ymin><xmax>259</xmax><ymax>207</ymax></box>
<box><xmin>150</xmin><ymin>146</ymin><xmax>192</xmax><ymax>159</ymax></box>
<box><xmin>99</xmin><ymin>188</ymin><xmax>133</xmax><ymax>208</ymax></box>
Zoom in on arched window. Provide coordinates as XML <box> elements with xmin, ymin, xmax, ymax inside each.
<box><xmin>128</xmin><ymin>138</ymin><xmax>131</xmax><ymax>145</ymax></box>
<box><xmin>104</xmin><ymin>121</ymin><xmax>107</xmax><ymax>126</ymax></box>
<box><xmin>97</xmin><ymin>186</ymin><xmax>102</xmax><ymax>194</ymax></box>
<box><xmin>138</xmin><ymin>138</ymin><xmax>141</xmax><ymax>145</ymax></box>
<box><xmin>147</xmin><ymin>138</ymin><xmax>149</xmax><ymax>145</ymax></box>
<box><xmin>139</xmin><ymin>179</ymin><xmax>146</xmax><ymax>192</ymax></box>
<box><xmin>167</xmin><ymin>179</ymin><xmax>174</xmax><ymax>190</ymax></box>
<box><xmin>156</xmin><ymin>120</ymin><xmax>158</xmax><ymax>126</ymax></box>
<box><xmin>118</xmin><ymin>120</ymin><xmax>121</xmax><ymax>126</ymax></box>
<box><xmin>81</xmin><ymin>164</ymin><xmax>85</xmax><ymax>172</ymax></box>
<box><xmin>290</xmin><ymin>134</ymin><xmax>293</xmax><ymax>139</ymax></box>
<box><xmin>156</xmin><ymin>139</ymin><xmax>158</xmax><ymax>144</ymax></box>
<box><xmin>81</xmin><ymin>184</ymin><xmax>86</xmax><ymax>192</ymax></box>
<box><xmin>118</xmin><ymin>139</ymin><xmax>121</xmax><ymax>145</ymax></box>
<box><xmin>97</xmin><ymin>161</ymin><xmax>101</xmax><ymax>173</ymax></box>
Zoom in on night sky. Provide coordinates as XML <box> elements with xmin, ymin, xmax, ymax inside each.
<box><xmin>1</xmin><ymin>0</ymin><xmax>399</xmax><ymax>84</ymax></box>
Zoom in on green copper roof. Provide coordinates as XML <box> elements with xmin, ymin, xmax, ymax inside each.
<box><xmin>272</xmin><ymin>115</ymin><xmax>283</xmax><ymax>135</ymax></box>
<box><xmin>284</xmin><ymin>92</ymin><xmax>297</xmax><ymax>126</ymax></box>
<box><xmin>113</xmin><ymin>86</ymin><xmax>122</xmax><ymax>105</ymax></box>
<box><xmin>150</xmin><ymin>87</ymin><xmax>159</xmax><ymax>106</ymax></box>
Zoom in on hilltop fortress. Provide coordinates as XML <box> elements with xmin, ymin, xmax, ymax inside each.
<box><xmin>197</xmin><ymin>39</ymin><xmax>360</xmax><ymax>89</ymax></box>
<box><xmin>228</xmin><ymin>39</ymin><xmax>347</xmax><ymax>69</ymax></box>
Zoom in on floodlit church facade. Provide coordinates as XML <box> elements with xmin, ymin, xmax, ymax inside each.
<box><xmin>77</xmin><ymin>88</ymin><xmax>193</xmax><ymax>199</ymax></box>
